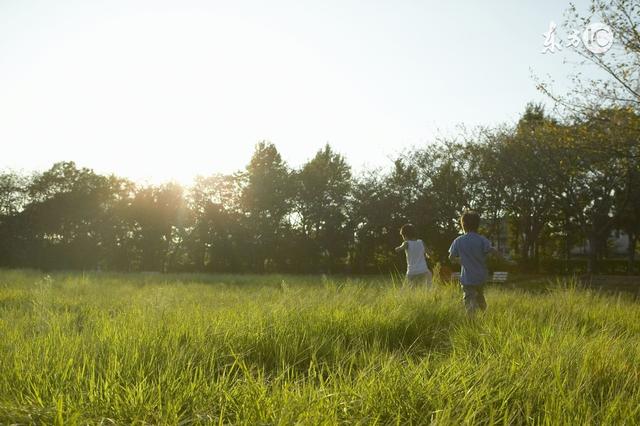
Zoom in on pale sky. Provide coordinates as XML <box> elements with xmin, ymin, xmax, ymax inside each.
<box><xmin>0</xmin><ymin>0</ymin><xmax>601</xmax><ymax>183</ymax></box>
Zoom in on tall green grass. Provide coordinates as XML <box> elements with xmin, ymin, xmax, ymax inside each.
<box><xmin>0</xmin><ymin>270</ymin><xmax>639</xmax><ymax>424</ymax></box>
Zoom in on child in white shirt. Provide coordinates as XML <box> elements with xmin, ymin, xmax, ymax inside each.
<box><xmin>395</xmin><ymin>223</ymin><xmax>433</xmax><ymax>288</ymax></box>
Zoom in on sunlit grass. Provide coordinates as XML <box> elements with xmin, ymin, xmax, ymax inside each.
<box><xmin>0</xmin><ymin>270</ymin><xmax>639</xmax><ymax>424</ymax></box>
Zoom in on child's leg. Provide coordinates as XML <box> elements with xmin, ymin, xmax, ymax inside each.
<box><xmin>424</xmin><ymin>269</ymin><xmax>433</xmax><ymax>288</ymax></box>
<box><xmin>407</xmin><ymin>273</ymin><xmax>431</xmax><ymax>289</ymax></box>
<box><xmin>405</xmin><ymin>274</ymin><xmax>416</xmax><ymax>288</ymax></box>
<box><xmin>477</xmin><ymin>285</ymin><xmax>487</xmax><ymax>311</ymax></box>
<box><xmin>461</xmin><ymin>285</ymin><xmax>482</xmax><ymax>314</ymax></box>
<box><xmin>404</xmin><ymin>275</ymin><xmax>413</xmax><ymax>287</ymax></box>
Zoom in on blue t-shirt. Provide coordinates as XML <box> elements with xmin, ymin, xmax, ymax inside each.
<box><xmin>449</xmin><ymin>232</ymin><xmax>492</xmax><ymax>286</ymax></box>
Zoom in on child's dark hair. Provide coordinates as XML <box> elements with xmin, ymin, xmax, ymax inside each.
<box><xmin>400</xmin><ymin>223</ymin><xmax>417</xmax><ymax>240</ymax></box>
<box><xmin>460</xmin><ymin>211</ymin><xmax>480</xmax><ymax>232</ymax></box>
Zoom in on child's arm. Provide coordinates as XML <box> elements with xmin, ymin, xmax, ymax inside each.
<box><xmin>421</xmin><ymin>240</ymin><xmax>430</xmax><ymax>259</ymax></box>
<box><xmin>448</xmin><ymin>240</ymin><xmax>459</xmax><ymax>262</ymax></box>
<box><xmin>483</xmin><ymin>237</ymin><xmax>503</xmax><ymax>259</ymax></box>
<box><xmin>395</xmin><ymin>241</ymin><xmax>408</xmax><ymax>253</ymax></box>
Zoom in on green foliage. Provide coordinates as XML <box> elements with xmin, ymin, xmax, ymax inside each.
<box><xmin>240</xmin><ymin>141</ymin><xmax>294</xmax><ymax>271</ymax></box>
<box><xmin>0</xmin><ymin>107</ymin><xmax>639</xmax><ymax>274</ymax></box>
<box><xmin>294</xmin><ymin>144</ymin><xmax>352</xmax><ymax>272</ymax></box>
<box><xmin>0</xmin><ymin>270</ymin><xmax>639</xmax><ymax>424</ymax></box>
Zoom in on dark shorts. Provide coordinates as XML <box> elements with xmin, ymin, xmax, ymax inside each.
<box><xmin>461</xmin><ymin>284</ymin><xmax>487</xmax><ymax>314</ymax></box>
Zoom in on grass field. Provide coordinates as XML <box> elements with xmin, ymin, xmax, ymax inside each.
<box><xmin>0</xmin><ymin>270</ymin><xmax>639</xmax><ymax>425</ymax></box>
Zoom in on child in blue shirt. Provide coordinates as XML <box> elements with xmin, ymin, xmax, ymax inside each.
<box><xmin>449</xmin><ymin>211</ymin><xmax>500</xmax><ymax>314</ymax></box>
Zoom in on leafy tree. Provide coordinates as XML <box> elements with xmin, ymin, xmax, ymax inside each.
<box><xmin>294</xmin><ymin>144</ymin><xmax>352</xmax><ymax>272</ymax></box>
<box><xmin>537</xmin><ymin>0</ymin><xmax>640</xmax><ymax>116</ymax></box>
<box><xmin>350</xmin><ymin>170</ymin><xmax>396</xmax><ymax>273</ymax></box>
<box><xmin>12</xmin><ymin>162</ymin><xmax>126</xmax><ymax>269</ymax></box>
<box><xmin>464</xmin><ymin>129</ymin><xmax>510</xmax><ymax>252</ymax></box>
<box><xmin>131</xmin><ymin>183</ymin><xmax>185</xmax><ymax>272</ymax></box>
<box><xmin>186</xmin><ymin>174</ymin><xmax>245</xmax><ymax>272</ymax></box>
<box><xmin>414</xmin><ymin>143</ymin><xmax>470</xmax><ymax>263</ymax></box>
<box><xmin>240</xmin><ymin>142</ymin><xmax>293</xmax><ymax>271</ymax></box>
<box><xmin>500</xmin><ymin>105</ymin><xmax>558</xmax><ymax>270</ymax></box>
<box><xmin>0</xmin><ymin>172</ymin><xmax>30</xmax><ymax>267</ymax></box>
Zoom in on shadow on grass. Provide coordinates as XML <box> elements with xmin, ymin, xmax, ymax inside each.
<box><xmin>230</xmin><ymin>302</ymin><xmax>467</xmax><ymax>378</ymax></box>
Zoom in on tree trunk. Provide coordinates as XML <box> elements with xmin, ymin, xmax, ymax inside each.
<box><xmin>200</xmin><ymin>245</ymin><xmax>207</xmax><ymax>271</ymax></box>
<box><xmin>521</xmin><ymin>228</ymin><xmax>535</xmax><ymax>271</ymax></box>
<box><xmin>587</xmin><ymin>234</ymin><xmax>598</xmax><ymax>274</ymax></box>
<box><xmin>628</xmin><ymin>232</ymin><xmax>637</xmax><ymax>274</ymax></box>
<box><xmin>564</xmin><ymin>232</ymin><xmax>571</xmax><ymax>274</ymax></box>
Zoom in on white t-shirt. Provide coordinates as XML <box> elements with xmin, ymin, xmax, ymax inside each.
<box><xmin>403</xmin><ymin>239</ymin><xmax>429</xmax><ymax>276</ymax></box>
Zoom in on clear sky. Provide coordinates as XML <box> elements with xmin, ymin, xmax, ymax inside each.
<box><xmin>0</xmin><ymin>0</ymin><xmax>601</xmax><ymax>183</ymax></box>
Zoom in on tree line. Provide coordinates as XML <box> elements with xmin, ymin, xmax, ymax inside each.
<box><xmin>1</xmin><ymin>104</ymin><xmax>638</xmax><ymax>275</ymax></box>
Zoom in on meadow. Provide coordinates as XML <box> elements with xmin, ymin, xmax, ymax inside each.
<box><xmin>0</xmin><ymin>270</ymin><xmax>639</xmax><ymax>425</ymax></box>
